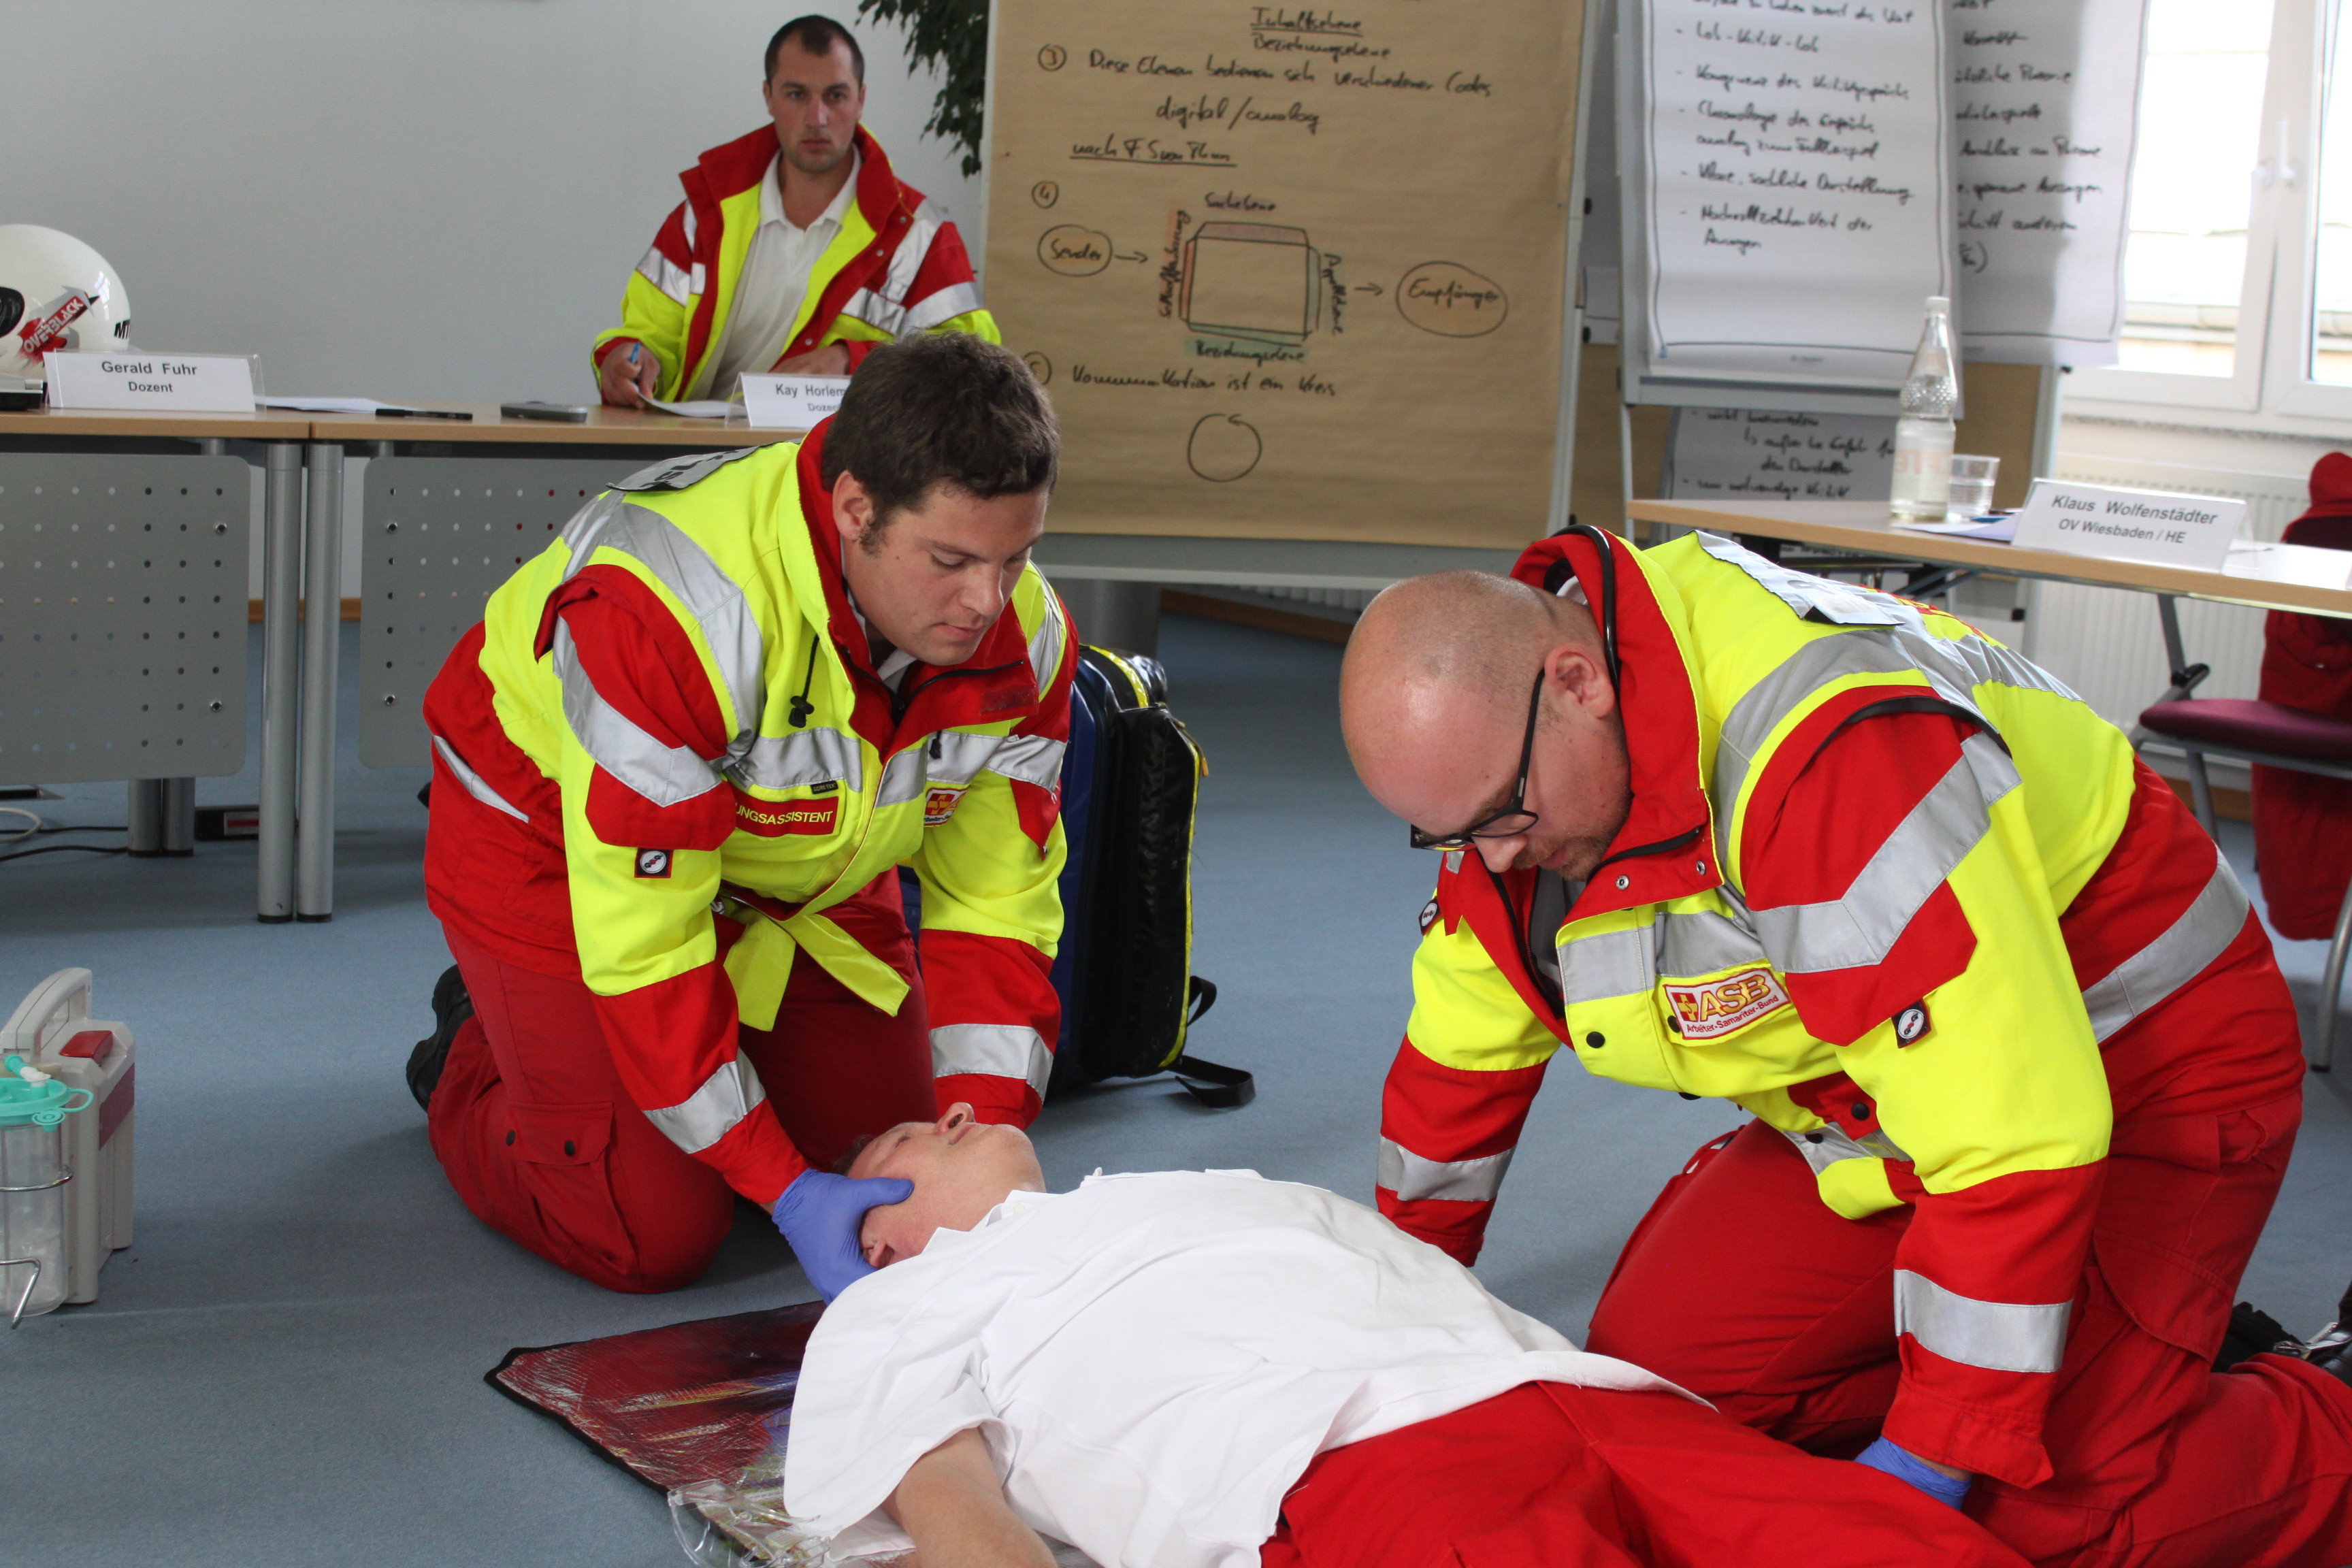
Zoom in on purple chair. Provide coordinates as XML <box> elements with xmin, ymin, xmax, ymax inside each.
<box><xmin>2134</xmin><ymin>512</ymin><xmax>2352</xmax><ymax>1071</ymax></box>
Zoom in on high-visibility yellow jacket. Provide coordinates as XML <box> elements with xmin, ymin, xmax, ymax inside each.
<box><xmin>592</xmin><ymin>125</ymin><xmax>998</xmax><ymax>400</ymax></box>
<box><xmin>1378</xmin><ymin>529</ymin><xmax>2298</xmax><ymax>1486</ymax></box>
<box><xmin>421</xmin><ymin>427</ymin><xmax>1074</xmax><ymax>1207</ymax></box>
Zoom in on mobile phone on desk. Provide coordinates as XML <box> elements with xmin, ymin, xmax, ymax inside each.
<box><xmin>500</xmin><ymin>401</ymin><xmax>589</xmax><ymax>423</ymax></box>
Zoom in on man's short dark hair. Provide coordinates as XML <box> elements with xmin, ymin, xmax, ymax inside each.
<box><xmin>822</xmin><ymin>335</ymin><xmax>1059</xmax><ymax>532</ymax></box>
<box><xmin>766</xmin><ymin>15</ymin><xmax>864</xmax><ymax>83</ymax></box>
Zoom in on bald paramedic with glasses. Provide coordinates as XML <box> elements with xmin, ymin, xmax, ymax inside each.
<box><xmin>593</xmin><ymin>14</ymin><xmax>996</xmax><ymax>408</ymax></box>
<box><xmin>1338</xmin><ymin>527</ymin><xmax>2352</xmax><ymax>1568</ymax></box>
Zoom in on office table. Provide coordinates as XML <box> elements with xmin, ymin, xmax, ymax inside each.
<box><xmin>0</xmin><ymin>408</ymin><xmax>315</xmax><ymax>918</ymax></box>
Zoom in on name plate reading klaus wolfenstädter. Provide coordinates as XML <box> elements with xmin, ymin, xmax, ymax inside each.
<box><xmin>2007</xmin><ymin>480</ymin><xmax>2247</xmax><ymax>574</ymax></box>
<box><xmin>739</xmin><ymin>373</ymin><xmax>849</xmax><ymax>431</ymax></box>
<box><xmin>44</xmin><ymin>353</ymin><xmax>259</xmax><ymax>414</ymax></box>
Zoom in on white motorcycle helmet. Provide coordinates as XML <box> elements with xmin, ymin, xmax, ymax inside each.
<box><xmin>0</xmin><ymin>225</ymin><xmax>132</xmax><ymax>385</ymax></box>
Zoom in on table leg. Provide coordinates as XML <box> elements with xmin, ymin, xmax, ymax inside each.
<box><xmin>161</xmin><ymin>777</ymin><xmax>195</xmax><ymax>855</ymax></box>
<box><xmin>296</xmin><ymin>442</ymin><xmax>344</xmax><ymax>921</ymax></box>
<box><xmin>127</xmin><ymin>779</ymin><xmax>163</xmax><ymax>857</ymax></box>
<box><xmin>257</xmin><ymin>444</ymin><xmax>304</xmax><ymax>922</ymax></box>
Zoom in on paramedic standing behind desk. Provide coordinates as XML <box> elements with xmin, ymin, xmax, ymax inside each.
<box><xmin>408</xmin><ymin>337</ymin><xmax>1074</xmax><ymax>1302</ymax></box>
<box><xmin>593</xmin><ymin>14</ymin><xmax>997</xmax><ymax>407</ymax></box>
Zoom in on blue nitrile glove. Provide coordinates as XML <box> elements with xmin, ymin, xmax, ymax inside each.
<box><xmin>1855</xmin><ymin>1437</ymin><xmax>1972</xmax><ymax>1509</ymax></box>
<box><xmin>771</xmin><ymin>1170</ymin><xmax>914</xmax><ymax>1303</ymax></box>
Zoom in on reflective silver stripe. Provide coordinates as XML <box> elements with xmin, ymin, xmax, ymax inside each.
<box><xmin>636</xmin><ymin>245</ymin><xmax>693</xmax><ymax>306</ymax></box>
<box><xmin>1560</xmin><ymin>904</ymin><xmax>1767</xmax><ymax>1004</ymax></box>
<box><xmin>840</xmin><ymin>287</ymin><xmax>909</xmax><ymax>338</ymax></box>
<box><xmin>429</xmin><ymin>733</ymin><xmax>527</xmax><ymax>822</ymax></box>
<box><xmin>931</xmin><ymin>1023</ymin><xmax>1052</xmax><ymax>1100</ymax></box>
<box><xmin>879</xmin><ymin>201</ymin><xmax>947</xmax><ymax>312</ymax></box>
<box><xmin>682</xmin><ymin>203</ymin><xmax>698</xmax><ymax>248</ymax></box>
<box><xmin>1660</xmin><ymin>902</ymin><xmax>1767</xmax><ymax>979</ymax></box>
<box><xmin>1028</xmin><ymin>587</ymin><xmax>1068</xmax><ymax>693</ymax></box>
<box><xmin>1561</xmin><ymin>927</ymin><xmax>1654</xmax><ymax>1002</ymax></box>
<box><xmin>1695</xmin><ymin>533</ymin><xmax>1904</xmax><ymax>627</ymax></box>
<box><xmin>645</xmin><ymin>1052</ymin><xmax>770</xmax><ymax>1155</ymax></box>
<box><xmin>553</xmin><ymin>623</ymin><xmax>725</xmax><ymax>806</ymax></box>
<box><xmin>877</xmin><ymin>747</ymin><xmax>930</xmax><ymax>808</ymax></box>
<box><xmin>2081</xmin><ymin>852</ymin><xmax>2251</xmax><ymax>1042</ymax></box>
<box><xmin>689</xmin><ymin>262</ymin><xmax>706</xmax><ymax>297</ymax></box>
<box><xmin>926</xmin><ymin>731</ymin><xmax>1003</xmax><ymax>789</ymax></box>
<box><xmin>1377</xmin><ymin>1138</ymin><xmax>1514</xmax><ymax>1203</ymax></box>
<box><xmin>1781</xmin><ymin>1123</ymin><xmax>1910</xmax><ymax>1175</ymax></box>
<box><xmin>732</xmin><ymin>728</ymin><xmax>863</xmax><ymax>791</ymax></box>
<box><xmin>1751</xmin><ymin>732</ymin><xmax>2019</xmax><ymax>974</ymax></box>
<box><xmin>1893</xmin><ymin>1269</ymin><xmax>2070</xmax><ymax>1375</ymax></box>
<box><xmin>986</xmin><ymin>732</ymin><xmax>1067</xmax><ymax>789</ymax></box>
<box><xmin>560</xmin><ymin>495</ymin><xmax>766</xmax><ymax>740</ymax></box>
<box><xmin>905</xmin><ymin>279</ymin><xmax>984</xmax><ymax>333</ymax></box>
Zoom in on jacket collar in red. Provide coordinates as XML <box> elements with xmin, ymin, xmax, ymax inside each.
<box><xmin>792</xmin><ymin>427</ymin><xmax>1039</xmax><ymax>755</ymax></box>
<box><xmin>688</xmin><ymin>123</ymin><xmax>911</xmax><ymax>242</ymax></box>
<box><xmin>1507</xmin><ymin>532</ymin><xmax>1720</xmax><ymax>921</ymax></box>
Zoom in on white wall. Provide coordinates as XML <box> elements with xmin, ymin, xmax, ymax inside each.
<box><xmin>2</xmin><ymin>1</ymin><xmax>983</xmax><ymax>407</ymax></box>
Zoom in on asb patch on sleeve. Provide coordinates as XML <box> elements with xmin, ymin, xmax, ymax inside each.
<box><xmin>634</xmin><ymin>848</ymin><xmax>672</xmax><ymax>879</ymax></box>
<box><xmin>1893</xmin><ymin>1000</ymin><xmax>1931</xmax><ymax>1045</ymax></box>
<box><xmin>1664</xmin><ymin>964</ymin><xmax>1791</xmax><ymax>1040</ymax></box>
<box><xmin>1418</xmin><ymin>896</ymin><xmax>1441</xmax><ymax>934</ymax></box>
<box><xmin>925</xmin><ymin>785</ymin><xmax>967</xmax><ymax>826</ymax></box>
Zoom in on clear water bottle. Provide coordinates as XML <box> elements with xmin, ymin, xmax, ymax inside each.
<box><xmin>1889</xmin><ymin>296</ymin><xmax>1960</xmax><ymax>522</ymax></box>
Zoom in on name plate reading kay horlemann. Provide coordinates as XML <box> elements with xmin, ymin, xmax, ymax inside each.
<box><xmin>2008</xmin><ymin>480</ymin><xmax>2247</xmax><ymax>574</ymax></box>
<box><xmin>739</xmin><ymin>373</ymin><xmax>849</xmax><ymax>431</ymax></box>
<box><xmin>44</xmin><ymin>352</ymin><xmax>258</xmax><ymax>414</ymax></box>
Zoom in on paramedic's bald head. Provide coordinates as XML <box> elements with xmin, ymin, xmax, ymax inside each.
<box><xmin>1342</xmin><ymin>570</ymin><xmax>1631</xmax><ymax>880</ymax></box>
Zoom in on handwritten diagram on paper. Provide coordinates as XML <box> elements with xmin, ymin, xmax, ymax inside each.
<box><xmin>1948</xmin><ymin>0</ymin><xmax>2147</xmax><ymax>366</ymax></box>
<box><xmin>985</xmin><ymin>1</ymin><xmax>1583</xmax><ymax>548</ymax></box>
<box><xmin>1633</xmin><ymin>0</ymin><xmax>1953</xmax><ymax>387</ymax></box>
<box><xmin>1665</xmin><ymin>406</ymin><xmax>1895</xmax><ymax>499</ymax></box>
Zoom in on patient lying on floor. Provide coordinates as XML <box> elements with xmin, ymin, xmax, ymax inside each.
<box><xmin>781</xmin><ymin>1106</ymin><xmax>2030</xmax><ymax>1568</ymax></box>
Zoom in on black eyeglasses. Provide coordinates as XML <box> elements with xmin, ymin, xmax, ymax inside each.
<box><xmin>1409</xmin><ymin>669</ymin><xmax>1547</xmax><ymax>850</ymax></box>
<box><xmin>1405</xmin><ymin>524</ymin><xmax>1622</xmax><ymax>853</ymax></box>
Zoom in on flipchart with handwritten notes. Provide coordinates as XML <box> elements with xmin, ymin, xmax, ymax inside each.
<box><xmin>1948</xmin><ymin>0</ymin><xmax>2148</xmax><ymax>367</ymax></box>
<box><xmin>983</xmin><ymin>1</ymin><xmax>1584</xmax><ymax>548</ymax></box>
<box><xmin>1627</xmin><ymin>0</ymin><xmax>1955</xmax><ymax>393</ymax></box>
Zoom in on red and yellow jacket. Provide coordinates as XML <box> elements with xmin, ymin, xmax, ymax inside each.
<box><xmin>593</xmin><ymin>125</ymin><xmax>997</xmax><ymax>399</ymax></box>
<box><xmin>421</xmin><ymin>426</ymin><xmax>1073</xmax><ymax>1207</ymax></box>
<box><xmin>1378</xmin><ymin>529</ymin><xmax>2299</xmax><ymax>1486</ymax></box>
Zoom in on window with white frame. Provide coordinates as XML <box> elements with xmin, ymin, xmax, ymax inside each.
<box><xmin>2077</xmin><ymin>0</ymin><xmax>2352</xmax><ymax>424</ymax></box>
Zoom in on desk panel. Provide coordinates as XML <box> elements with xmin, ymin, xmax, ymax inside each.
<box><xmin>0</xmin><ymin>454</ymin><xmax>252</xmax><ymax>781</ymax></box>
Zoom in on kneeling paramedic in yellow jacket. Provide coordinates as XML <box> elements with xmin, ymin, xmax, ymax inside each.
<box><xmin>410</xmin><ymin>335</ymin><xmax>1075</xmax><ymax>1301</ymax></box>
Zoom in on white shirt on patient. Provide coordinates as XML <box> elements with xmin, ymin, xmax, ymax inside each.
<box><xmin>783</xmin><ymin>1170</ymin><xmax>1692</xmax><ymax>1568</ymax></box>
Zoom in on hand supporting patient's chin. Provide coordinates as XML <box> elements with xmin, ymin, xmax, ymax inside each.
<box><xmin>847</xmin><ymin>1105</ymin><xmax>1048</xmax><ymax>1269</ymax></box>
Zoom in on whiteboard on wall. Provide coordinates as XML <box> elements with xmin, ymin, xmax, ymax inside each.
<box><xmin>981</xmin><ymin>0</ymin><xmax>1586</xmax><ymax>549</ymax></box>
<box><xmin>1618</xmin><ymin>0</ymin><xmax>1955</xmax><ymax>412</ymax></box>
<box><xmin>1948</xmin><ymin>0</ymin><xmax>2150</xmax><ymax>367</ymax></box>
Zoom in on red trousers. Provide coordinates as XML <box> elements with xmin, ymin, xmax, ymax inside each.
<box><xmin>1585</xmin><ymin>1109</ymin><xmax>2352</xmax><ymax>1568</ymax></box>
<box><xmin>428</xmin><ymin>904</ymin><xmax>934</xmax><ymax>1293</ymax></box>
<box><xmin>1260</xmin><ymin>1381</ymin><xmax>2031</xmax><ymax>1568</ymax></box>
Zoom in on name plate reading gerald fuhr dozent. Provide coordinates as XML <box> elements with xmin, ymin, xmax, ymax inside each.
<box><xmin>2007</xmin><ymin>480</ymin><xmax>2247</xmax><ymax>574</ymax></box>
<box><xmin>740</xmin><ymin>374</ymin><xmax>850</xmax><ymax>431</ymax></box>
<box><xmin>44</xmin><ymin>353</ymin><xmax>259</xmax><ymax>414</ymax></box>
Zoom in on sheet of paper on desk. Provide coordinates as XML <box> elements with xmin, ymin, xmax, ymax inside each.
<box><xmin>1894</xmin><ymin>514</ymin><xmax>2019</xmax><ymax>542</ymax></box>
<box><xmin>640</xmin><ymin>396</ymin><xmax>739</xmax><ymax>419</ymax></box>
<box><xmin>261</xmin><ymin>397</ymin><xmax>389</xmax><ymax>413</ymax></box>
<box><xmin>2227</xmin><ymin>540</ymin><xmax>2352</xmax><ymax>591</ymax></box>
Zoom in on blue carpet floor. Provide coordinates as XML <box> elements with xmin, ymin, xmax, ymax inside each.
<box><xmin>3</xmin><ymin>613</ymin><xmax>2349</xmax><ymax>1566</ymax></box>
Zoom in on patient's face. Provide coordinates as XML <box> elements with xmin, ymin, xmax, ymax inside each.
<box><xmin>848</xmin><ymin>1103</ymin><xmax>1047</xmax><ymax>1267</ymax></box>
